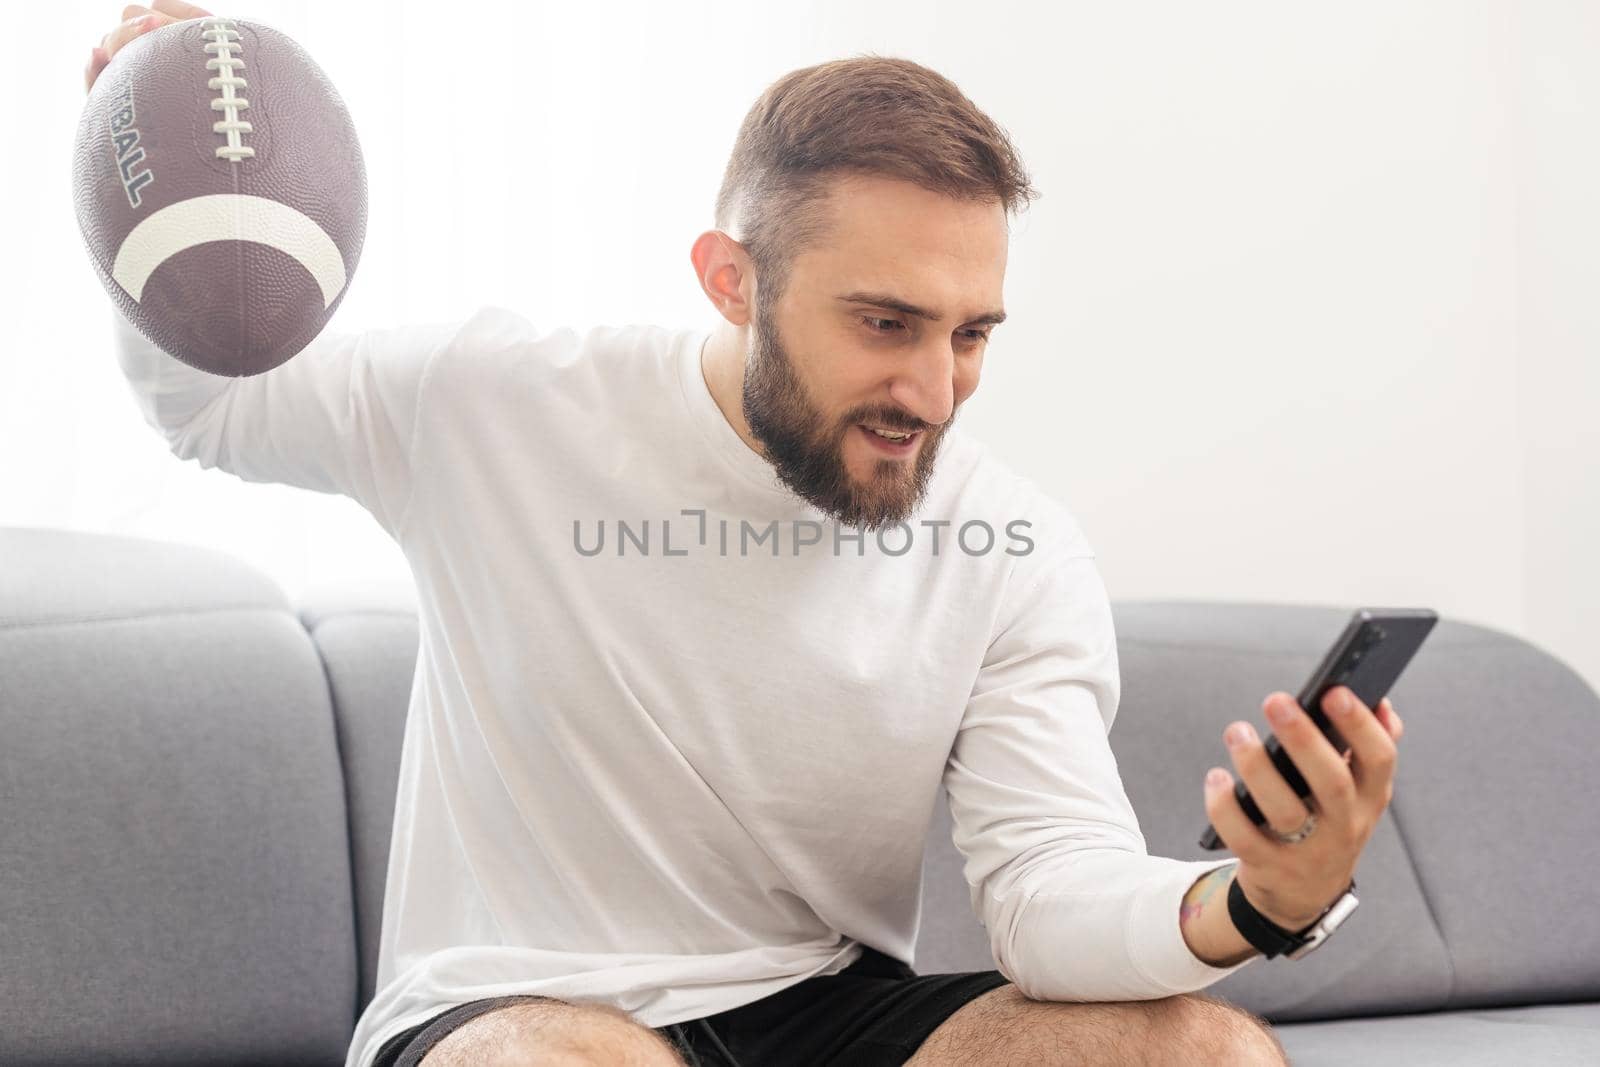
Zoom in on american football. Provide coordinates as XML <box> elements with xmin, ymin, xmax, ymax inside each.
<box><xmin>73</xmin><ymin>15</ymin><xmax>366</xmax><ymax>377</ymax></box>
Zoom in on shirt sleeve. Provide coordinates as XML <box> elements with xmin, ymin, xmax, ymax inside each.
<box><xmin>943</xmin><ymin>539</ymin><xmax>1260</xmax><ymax>1002</ymax></box>
<box><xmin>111</xmin><ymin>303</ymin><xmax>466</xmax><ymax>541</ymax></box>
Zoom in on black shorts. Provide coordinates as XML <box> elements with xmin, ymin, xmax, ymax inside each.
<box><xmin>369</xmin><ymin>944</ymin><xmax>1013</xmax><ymax>1067</ymax></box>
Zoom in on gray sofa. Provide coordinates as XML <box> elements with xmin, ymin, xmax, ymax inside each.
<box><xmin>2</xmin><ymin>524</ymin><xmax>1596</xmax><ymax>1065</ymax></box>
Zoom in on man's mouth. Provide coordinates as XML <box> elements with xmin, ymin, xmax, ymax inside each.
<box><xmin>863</xmin><ymin>425</ymin><xmax>914</xmax><ymax>441</ymax></box>
<box><xmin>857</xmin><ymin>424</ymin><xmax>921</xmax><ymax>454</ymax></box>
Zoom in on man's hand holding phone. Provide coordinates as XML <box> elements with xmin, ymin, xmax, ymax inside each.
<box><xmin>1202</xmin><ymin>685</ymin><xmax>1405</xmax><ymax>931</ymax></box>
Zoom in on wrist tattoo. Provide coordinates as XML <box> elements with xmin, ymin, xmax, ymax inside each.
<box><xmin>1181</xmin><ymin>863</ymin><xmax>1236</xmax><ymax>926</ymax></box>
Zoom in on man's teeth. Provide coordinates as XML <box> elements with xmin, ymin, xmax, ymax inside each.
<box><xmin>865</xmin><ymin>426</ymin><xmax>913</xmax><ymax>441</ymax></box>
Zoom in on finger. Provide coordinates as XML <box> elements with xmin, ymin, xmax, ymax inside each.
<box><xmin>1204</xmin><ymin>766</ymin><xmax>1282</xmax><ymax>866</ymax></box>
<box><xmin>1266</xmin><ymin>691</ymin><xmax>1359</xmax><ymax>820</ymax></box>
<box><xmin>120</xmin><ymin>4</ymin><xmax>153</xmax><ymax>21</ymax></box>
<box><xmin>1323</xmin><ymin>686</ymin><xmax>1398</xmax><ymax>808</ymax></box>
<box><xmin>1378</xmin><ymin>697</ymin><xmax>1404</xmax><ymax>742</ymax></box>
<box><xmin>102</xmin><ymin>12</ymin><xmax>161</xmax><ymax>61</ymax></box>
<box><xmin>84</xmin><ymin>46</ymin><xmax>110</xmax><ymax>95</ymax></box>
<box><xmin>152</xmin><ymin>0</ymin><xmax>216</xmax><ymax>18</ymax></box>
<box><xmin>1222</xmin><ymin>718</ymin><xmax>1315</xmax><ymax>838</ymax></box>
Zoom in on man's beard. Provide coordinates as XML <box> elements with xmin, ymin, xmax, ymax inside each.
<box><xmin>741</xmin><ymin>293</ymin><xmax>950</xmax><ymax>531</ymax></box>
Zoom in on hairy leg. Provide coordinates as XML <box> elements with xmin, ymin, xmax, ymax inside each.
<box><xmin>419</xmin><ymin>998</ymin><xmax>688</xmax><ymax>1067</ymax></box>
<box><xmin>905</xmin><ymin>984</ymin><xmax>1289</xmax><ymax>1067</ymax></box>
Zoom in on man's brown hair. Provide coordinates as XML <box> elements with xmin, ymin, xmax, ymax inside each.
<box><xmin>714</xmin><ymin>54</ymin><xmax>1040</xmax><ymax>307</ymax></box>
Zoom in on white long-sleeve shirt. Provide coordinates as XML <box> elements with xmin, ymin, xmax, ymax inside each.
<box><xmin>111</xmin><ymin>304</ymin><xmax>1255</xmax><ymax>1067</ymax></box>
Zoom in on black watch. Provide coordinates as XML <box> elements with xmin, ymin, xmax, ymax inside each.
<box><xmin>1227</xmin><ymin>876</ymin><xmax>1359</xmax><ymax>960</ymax></box>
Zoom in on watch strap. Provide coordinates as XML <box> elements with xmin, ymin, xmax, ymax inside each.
<box><xmin>1227</xmin><ymin>875</ymin><xmax>1302</xmax><ymax>958</ymax></box>
<box><xmin>1227</xmin><ymin>875</ymin><xmax>1357</xmax><ymax>959</ymax></box>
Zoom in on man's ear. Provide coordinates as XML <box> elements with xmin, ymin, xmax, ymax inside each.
<box><xmin>690</xmin><ymin>230</ymin><xmax>755</xmax><ymax>327</ymax></box>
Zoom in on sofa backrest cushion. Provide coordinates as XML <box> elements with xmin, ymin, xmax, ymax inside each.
<box><xmin>0</xmin><ymin>527</ymin><xmax>359</xmax><ymax>1065</ymax></box>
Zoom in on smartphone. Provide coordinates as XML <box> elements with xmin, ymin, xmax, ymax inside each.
<box><xmin>1197</xmin><ymin>607</ymin><xmax>1437</xmax><ymax>851</ymax></box>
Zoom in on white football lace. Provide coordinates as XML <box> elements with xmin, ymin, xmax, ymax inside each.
<box><xmin>200</xmin><ymin>17</ymin><xmax>254</xmax><ymax>162</ymax></box>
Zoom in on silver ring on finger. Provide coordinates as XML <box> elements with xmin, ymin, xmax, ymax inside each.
<box><xmin>1266</xmin><ymin>802</ymin><xmax>1318</xmax><ymax>844</ymax></box>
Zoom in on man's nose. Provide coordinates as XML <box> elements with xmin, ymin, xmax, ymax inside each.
<box><xmin>887</xmin><ymin>341</ymin><xmax>957</xmax><ymax>428</ymax></box>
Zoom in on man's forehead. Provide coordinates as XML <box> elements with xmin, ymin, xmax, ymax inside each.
<box><xmin>828</xmin><ymin>200</ymin><xmax>1007</xmax><ymax>254</ymax></box>
<box><xmin>789</xmin><ymin>180</ymin><xmax>1009</xmax><ymax>320</ymax></box>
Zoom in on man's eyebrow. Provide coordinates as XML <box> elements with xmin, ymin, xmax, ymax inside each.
<box><xmin>835</xmin><ymin>290</ymin><xmax>1007</xmax><ymax>326</ymax></box>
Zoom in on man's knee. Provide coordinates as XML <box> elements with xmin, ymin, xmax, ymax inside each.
<box><xmin>1154</xmin><ymin>992</ymin><xmax>1289</xmax><ymax>1067</ymax></box>
<box><xmin>419</xmin><ymin>997</ymin><xmax>686</xmax><ymax>1067</ymax></box>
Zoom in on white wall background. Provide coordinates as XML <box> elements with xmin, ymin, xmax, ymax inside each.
<box><xmin>4</xmin><ymin>1</ymin><xmax>1595</xmax><ymax>700</ymax></box>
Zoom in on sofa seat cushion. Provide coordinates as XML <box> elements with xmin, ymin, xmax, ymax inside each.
<box><xmin>1274</xmin><ymin>1001</ymin><xmax>1600</xmax><ymax>1066</ymax></box>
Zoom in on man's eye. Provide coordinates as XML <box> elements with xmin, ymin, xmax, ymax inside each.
<box><xmin>860</xmin><ymin>316</ymin><xmax>993</xmax><ymax>343</ymax></box>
